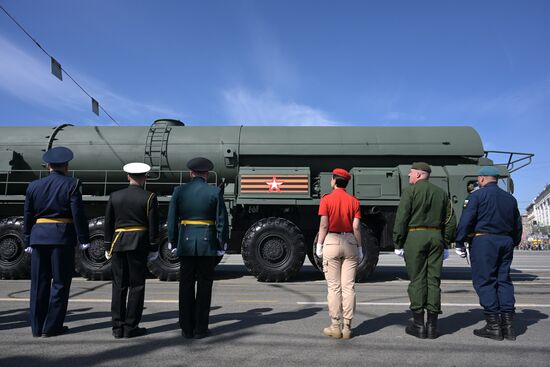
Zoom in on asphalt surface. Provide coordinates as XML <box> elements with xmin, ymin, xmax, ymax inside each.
<box><xmin>1</xmin><ymin>252</ymin><xmax>549</xmax><ymax>367</ymax></box>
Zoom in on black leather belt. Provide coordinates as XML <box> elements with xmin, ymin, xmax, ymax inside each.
<box><xmin>328</xmin><ymin>231</ymin><xmax>353</xmax><ymax>235</ymax></box>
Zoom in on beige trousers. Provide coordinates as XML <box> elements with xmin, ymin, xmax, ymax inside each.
<box><xmin>323</xmin><ymin>233</ymin><xmax>358</xmax><ymax>320</ymax></box>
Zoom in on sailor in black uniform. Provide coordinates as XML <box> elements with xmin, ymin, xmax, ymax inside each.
<box><xmin>104</xmin><ymin>162</ymin><xmax>159</xmax><ymax>338</ymax></box>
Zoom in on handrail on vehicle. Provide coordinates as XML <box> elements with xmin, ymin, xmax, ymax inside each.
<box><xmin>0</xmin><ymin>169</ymin><xmax>218</xmax><ymax>196</ymax></box>
<box><xmin>484</xmin><ymin>151</ymin><xmax>534</xmax><ymax>173</ymax></box>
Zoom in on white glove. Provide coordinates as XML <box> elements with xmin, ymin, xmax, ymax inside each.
<box><xmin>455</xmin><ymin>247</ymin><xmax>467</xmax><ymax>258</ymax></box>
<box><xmin>216</xmin><ymin>250</ymin><xmax>225</xmax><ymax>256</ymax></box>
<box><xmin>25</xmin><ymin>246</ymin><xmax>33</xmax><ymax>254</ymax></box>
<box><xmin>168</xmin><ymin>242</ymin><xmax>177</xmax><ymax>255</ymax></box>
<box><xmin>394</xmin><ymin>248</ymin><xmax>404</xmax><ymax>257</ymax></box>
<box><xmin>315</xmin><ymin>243</ymin><xmax>323</xmax><ymax>257</ymax></box>
<box><xmin>147</xmin><ymin>251</ymin><xmax>159</xmax><ymax>261</ymax></box>
<box><xmin>443</xmin><ymin>249</ymin><xmax>449</xmax><ymax>261</ymax></box>
<box><xmin>104</xmin><ymin>250</ymin><xmax>112</xmax><ymax>260</ymax></box>
<box><xmin>79</xmin><ymin>243</ymin><xmax>90</xmax><ymax>250</ymax></box>
<box><xmin>357</xmin><ymin>246</ymin><xmax>364</xmax><ymax>262</ymax></box>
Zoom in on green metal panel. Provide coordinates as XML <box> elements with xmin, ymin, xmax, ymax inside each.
<box><xmin>351</xmin><ymin>167</ymin><xmax>400</xmax><ymax>200</ymax></box>
<box><xmin>238</xmin><ymin>126</ymin><xmax>484</xmax><ymax>157</ymax></box>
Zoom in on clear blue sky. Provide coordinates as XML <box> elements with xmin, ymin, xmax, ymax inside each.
<box><xmin>0</xmin><ymin>0</ymin><xmax>548</xmax><ymax>210</ymax></box>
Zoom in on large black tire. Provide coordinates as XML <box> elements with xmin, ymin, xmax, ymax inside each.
<box><xmin>242</xmin><ymin>217</ymin><xmax>305</xmax><ymax>282</ymax></box>
<box><xmin>356</xmin><ymin>224</ymin><xmax>380</xmax><ymax>281</ymax></box>
<box><xmin>147</xmin><ymin>223</ymin><xmax>224</xmax><ymax>281</ymax></box>
<box><xmin>147</xmin><ymin>223</ymin><xmax>180</xmax><ymax>281</ymax></box>
<box><xmin>306</xmin><ymin>237</ymin><xmax>320</xmax><ymax>271</ymax></box>
<box><xmin>75</xmin><ymin>217</ymin><xmax>112</xmax><ymax>280</ymax></box>
<box><xmin>0</xmin><ymin>217</ymin><xmax>30</xmax><ymax>279</ymax></box>
<box><xmin>311</xmin><ymin>223</ymin><xmax>380</xmax><ymax>281</ymax></box>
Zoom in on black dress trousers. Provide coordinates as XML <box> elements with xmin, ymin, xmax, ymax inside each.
<box><xmin>178</xmin><ymin>256</ymin><xmax>217</xmax><ymax>335</ymax></box>
<box><xmin>111</xmin><ymin>250</ymin><xmax>148</xmax><ymax>334</ymax></box>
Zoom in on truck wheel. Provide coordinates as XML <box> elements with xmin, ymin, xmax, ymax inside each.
<box><xmin>312</xmin><ymin>223</ymin><xmax>380</xmax><ymax>281</ymax></box>
<box><xmin>75</xmin><ymin>217</ymin><xmax>112</xmax><ymax>280</ymax></box>
<box><xmin>242</xmin><ymin>217</ymin><xmax>305</xmax><ymax>282</ymax></box>
<box><xmin>147</xmin><ymin>223</ymin><xmax>180</xmax><ymax>281</ymax></box>
<box><xmin>356</xmin><ymin>224</ymin><xmax>380</xmax><ymax>281</ymax></box>
<box><xmin>306</xmin><ymin>240</ymin><xmax>320</xmax><ymax>271</ymax></box>
<box><xmin>0</xmin><ymin>217</ymin><xmax>30</xmax><ymax>279</ymax></box>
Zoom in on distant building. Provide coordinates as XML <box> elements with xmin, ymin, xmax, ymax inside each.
<box><xmin>526</xmin><ymin>185</ymin><xmax>550</xmax><ymax>237</ymax></box>
<box><xmin>521</xmin><ymin>214</ymin><xmax>531</xmax><ymax>242</ymax></box>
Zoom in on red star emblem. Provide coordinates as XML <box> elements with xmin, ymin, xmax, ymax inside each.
<box><xmin>266</xmin><ymin>176</ymin><xmax>283</xmax><ymax>192</ymax></box>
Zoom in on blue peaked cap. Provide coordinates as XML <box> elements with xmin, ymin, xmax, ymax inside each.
<box><xmin>42</xmin><ymin>146</ymin><xmax>74</xmax><ymax>164</ymax></box>
<box><xmin>478</xmin><ymin>166</ymin><xmax>500</xmax><ymax>177</ymax></box>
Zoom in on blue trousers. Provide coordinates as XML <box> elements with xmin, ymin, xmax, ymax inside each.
<box><xmin>30</xmin><ymin>245</ymin><xmax>74</xmax><ymax>336</ymax></box>
<box><xmin>470</xmin><ymin>235</ymin><xmax>515</xmax><ymax>314</ymax></box>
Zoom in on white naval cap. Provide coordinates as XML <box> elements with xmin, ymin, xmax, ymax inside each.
<box><xmin>123</xmin><ymin>162</ymin><xmax>151</xmax><ymax>175</ymax></box>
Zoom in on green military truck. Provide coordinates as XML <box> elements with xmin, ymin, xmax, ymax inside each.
<box><xmin>0</xmin><ymin>120</ymin><xmax>532</xmax><ymax>281</ymax></box>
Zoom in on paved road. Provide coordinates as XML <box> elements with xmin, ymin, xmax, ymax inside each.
<box><xmin>1</xmin><ymin>252</ymin><xmax>549</xmax><ymax>367</ymax></box>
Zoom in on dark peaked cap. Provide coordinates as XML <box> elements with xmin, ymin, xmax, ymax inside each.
<box><xmin>411</xmin><ymin>162</ymin><xmax>431</xmax><ymax>173</ymax></box>
<box><xmin>42</xmin><ymin>146</ymin><xmax>74</xmax><ymax>164</ymax></box>
<box><xmin>187</xmin><ymin>157</ymin><xmax>214</xmax><ymax>172</ymax></box>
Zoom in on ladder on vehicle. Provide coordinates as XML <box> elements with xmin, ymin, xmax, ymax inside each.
<box><xmin>144</xmin><ymin>121</ymin><xmax>171</xmax><ymax>180</ymax></box>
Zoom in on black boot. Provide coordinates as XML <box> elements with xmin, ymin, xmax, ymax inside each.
<box><xmin>406</xmin><ymin>310</ymin><xmax>426</xmax><ymax>339</ymax></box>
<box><xmin>501</xmin><ymin>313</ymin><xmax>516</xmax><ymax>341</ymax></box>
<box><xmin>474</xmin><ymin>314</ymin><xmax>503</xmax><ymax>341</ymax></box>
<box><xmin>426</xmin><ymin>311</ymin><xmax>439</xmax><ymax>339</ymax></box>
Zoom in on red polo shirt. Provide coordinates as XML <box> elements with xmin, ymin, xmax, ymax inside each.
<box><xmin>318</xmin><ymin>188</ymin><xmax>361</xmax><ymax>232</ymax></box>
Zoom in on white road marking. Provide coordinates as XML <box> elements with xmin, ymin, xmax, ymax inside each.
<box><xmin>297</xmin><ymin>301</ymin><xmax>550</xmax><ymax>308</ymax></box>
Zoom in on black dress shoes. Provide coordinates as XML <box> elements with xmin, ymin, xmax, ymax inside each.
<box><xmin>194</xmin><ymin>330</ymin><xmax>210</xmax><ymax>339</ymax></box>
<box><xmin>42</xmin><ymin>326</ymin><xmax>69</xmax><ymax>338</ymax></box>
<box><xmin>182</xmin><ymin>330</ymin><xmax>194</xmax><ymax>339</ymax></box>
<box><xmin>112</xmin><ymin>329</ymin><xmax>124</xmax><ymax>339</ymax></box>
<box><xmin>124</xmin><ymin>327</ymin><xmax>147</xmax><ymax>338</ymax></box>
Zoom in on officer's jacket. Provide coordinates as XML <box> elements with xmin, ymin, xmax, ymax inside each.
<box><xmin>393</xmin><ymin>179</ymin><xmax>457</xmax><ymax>248</ymax></box>
<box><xmin>167</xmin><ymin>176</ymin><xmax>229</xmax><ymax>257</ymax></box>
<box><xmin>24</xmin><ymin>170</ymin><xmax>90</xmax><ymax>246</ymax></box>
<box><xmin>456</xmin><ymin>182</ymin><xmax>522</xmax><ymax>245</ymax></box>
<box><xmin>104</xmin><ymin>185</ymin><xmax>159</xmax><ymax>253</ymax></box>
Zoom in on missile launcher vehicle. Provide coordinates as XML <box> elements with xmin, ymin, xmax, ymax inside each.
<box><xmin>0</xmin><ymin>119</ymin><xmax>532</xmax><ymax>281</ymax></box>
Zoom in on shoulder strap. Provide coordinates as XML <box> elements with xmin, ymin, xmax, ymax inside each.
<box><xmin>146</xmin><ymin>192</ymin><xmax>155</xmax><ymax>217</ymax></box>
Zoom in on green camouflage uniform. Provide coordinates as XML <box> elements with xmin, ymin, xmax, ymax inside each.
<box><xmin>393</xmin><ymin>179</ymin><xmax>456</xmax><ymax>313</ymax></box>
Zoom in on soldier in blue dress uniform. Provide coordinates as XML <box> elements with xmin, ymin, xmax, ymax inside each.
<box><xmin>24</xmin><ymin>147</ymin><xmax>90</xmax><ymax>337</ymax></box>
<box><xmin>455</xmin><ymin>166</ymin><xmax>522</xmax><ymax>341</ymax></box>
<box><xmin>167</xmin><ymin>157</ymin><xmax>229</xmax><ymax>339</ymax></box>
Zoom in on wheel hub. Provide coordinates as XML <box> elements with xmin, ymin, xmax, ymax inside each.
<box><xmin>87</xmin><ymin>238</ymin><xmax>106</xmax><ymax>261</ymax></box>
<box><xmin>0</xmin><ymin>236</ymin><xmax>20</xmax><ymax>261</ymax></box>
<box><xmin>260</xmin><ymin>237</ymin><xmax>286</xmax><ymax>263</ymax></box>
<box><xmin>160</xmin><ymin>242</ymin><xmax>179</xmax><ymax>263</ymax></box>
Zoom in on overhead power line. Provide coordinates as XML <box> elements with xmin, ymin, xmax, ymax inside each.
<box><xmin>0</xmin><ymin>4</ymin><xmax>119</xmax><ymax>125</ymax></box>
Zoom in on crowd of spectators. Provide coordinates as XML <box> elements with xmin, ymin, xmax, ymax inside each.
<box><xmin>518</xmin><ymin>239</ymin><xmax>549</xmax><ymax>251</ymax></box>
